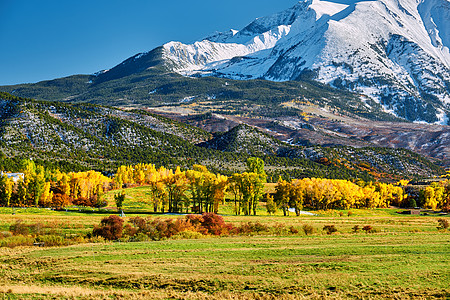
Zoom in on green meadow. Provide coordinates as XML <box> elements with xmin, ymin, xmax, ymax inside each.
<box><xmin>0</xmin><ymin>185</ymin><xmax>448</xmax><ymax>299</ymax></box>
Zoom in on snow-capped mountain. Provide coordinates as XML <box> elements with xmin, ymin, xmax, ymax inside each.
<box><xmin>147</xmin><ymin>0</ymin><xmax>449</xmax><ymax>123</ymax></box>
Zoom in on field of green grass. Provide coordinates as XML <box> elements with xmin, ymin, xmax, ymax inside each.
<box><xmin>0</xmin><ymin>185</ymin><xmax>449</xmax><ymax>299</ymax></box>
<box><xmin>0</xmin><ymin>231</ymin><xmax>448</xmax><ymax>299</ymax></box>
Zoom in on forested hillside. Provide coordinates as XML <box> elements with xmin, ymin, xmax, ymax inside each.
<box><xmin>0</xmin><ymin>92</ymin><xmax>444</xmax><ymax>181</ymax></box>
<box><xmin>0</xmin><ymin>67</ymin><xmax>400</xmax><ymax>122</ymax></box>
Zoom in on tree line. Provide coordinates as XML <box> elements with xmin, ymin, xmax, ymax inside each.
<box><xmin>112</xmin><ymin>157</ymin><xmax>266</xmax><ymax>215</ymax></box>
<box><xmin>272</xmin><ymin>178</ymin><xmax>406</xmax><ymax>215</ymax></box>
<box><xmin>0</xmin><ymin>158</ymin><xmax>267</xmax><ymax>215</ymax></box>
<box><xmin>0</xmin><ymin>160</ymin><xmax>110</xmax><ymax>208</ymax></box>
<box><xmin>1</xmin><ymin>158</ymin><xmax>449</xmax><ymax>214</ymax></box>
<box><xmin>271</xmin><ymin>177</ymin><xmax>450</xmax><ymax>213</ymax></box>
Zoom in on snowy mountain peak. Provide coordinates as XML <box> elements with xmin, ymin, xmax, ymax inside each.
<box><xmin>309</xmin><ymin>0</ymin><xmax>350</xmax><ymax>21</ymax></box>
<box><xmin>114</xmin><ymin>0</ymin><xmax>450</xmax><ymax>123</ymax></box>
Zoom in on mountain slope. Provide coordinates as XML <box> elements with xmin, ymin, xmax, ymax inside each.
<box><xmin>199</xmin><ymin>124</ymin><xmax>283</xmax><ymax>156</ymax></box>
<box><xmin>0</xmin><ymin>92</ymin><xmax>216</xmax><ymax>171</ymax></box>
<box><xmin>199</xmin><ymin>123</ymin><xmax>443</xmax><ymax>180</ymax></box>
<box><xmin>1</xmin><ymin>67</ymin><xmax>400</xmax><ymax>121</ymax></box>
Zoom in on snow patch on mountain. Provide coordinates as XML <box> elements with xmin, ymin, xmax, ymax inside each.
<box><xmin>163</xmin><ymin>24</ymin><xmax>292</xmax><ymax>75</ymax></box>
<box><xmin>309</xmin><ymin>0</ymin><xmax>349</xmax><ymax>20</ymax></box>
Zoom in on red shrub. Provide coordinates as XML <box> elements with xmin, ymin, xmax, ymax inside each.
<box><xmin>93</xmin><ymin>215</ymin><xmax>124</xmax><ymax>240</ymax></box>
<box><xmin>200</xmin><ymin>213</ymin><xmax>233</xmax><ymax>235</ymax></box>
<box><xmin>120</xmin><ymin>213</ymin><xmax>234</xmax><ymax>241</ymax></box>
<box><xmin>437</xmin><ymin>219</ymin><xmax>449</xmax><ymax>231</ymax></box>
<box><xmin>129</xmin><ymin>217</ymin><xmax>147</xmax><ymax>231</ymax></box>
<box><xmin>185</xmin><ymin>214</ymin><xmax>204</xmax><ymax>226</ymax></box>
<box><xmin>52</xmin><ymin>193</ymin><xmax>71</xmax><ymax>208</ymax></box>
<box><xmin>72</xmin><ymin>197</ymin><xmax>93</xmax><ymax>207</ymax></box>
<box><xmin>323</xmin><ymin>225</ymin><xmax>338</xmax><ymax>235</ymax></box>
<box><xmin>123</xmin><ymin>223</ymin><xmax>137</xmax><ymax>237</ymax></box>
<box><xmin>234</xmin><ymin>222</ymin><xmax>269</xmax><ymax>235</ymax></box>
<box><xmin>362</xmin><ymin>225</ymin><xmax>374</xmax><ymax>233</ymax></box>
<box><xmin>289</xmin><ymin>226</ymin><xmax>299</xmax><ymax>234</ymax></box>
<box><xmin>153</xmin><ymin>219</ymin><xmax>176</xmax><ymax>238</ymax></box>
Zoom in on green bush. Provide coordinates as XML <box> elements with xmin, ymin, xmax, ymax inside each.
<box><xmin>10</xmin><ymin>220</ymin><xmax>29</xmax><ymax>236</ymax></box>
<box><xmin>171</xmin><ymin>230</ymin><xmax>204</xmax><ymax>240</ymax></box>
<box><xmin>409</xmin><ymin>198</ymin><xmax>417</xmax><ymax>208</ymax></box>
<box><xmin>29</xmin><ymin>222</ymin><xmax>45</xmax><ymax>236</ymax></box>
<box><xmin>235</xmin><ymin>222</ymin><xmax>269</xmax><ymax>235</ymax></box>
<box><xmin>88</xmin><ymin>236</ymin><xmax>105</xmax><ymax>243</ymax></box>
<box><xmin>34</xmin><ymin>235</ymin><xmax>65</xmax><ymax>247</ymax></box>
<box><xmin>0</xmin><ymin>231</ymin><xmax>12</xmax><ymax>239</ymax></box>
<box><xmin>0</xmin><ymin>235</ymin><xmax>34</xmax><ymax>248</ymax></box>
<box><xmin>302</xmin><ymin>224</ymin><xmax>315</xmax><ymax>235</ymax></box>
<box><xmin>270</xmin><ymin>223</ymin><xmax>288</xmax><ymax>235</ymax></box>
<box><xmin>129</xmin><ymin>232</ymin><xmax>151</xmax><ymax>242</ymax></box>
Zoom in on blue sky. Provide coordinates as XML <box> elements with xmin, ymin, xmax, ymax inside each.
<box><xmin>0</xmin><ymin>0</ymin><xmax>296</xmax><ymax>85</ymax></box>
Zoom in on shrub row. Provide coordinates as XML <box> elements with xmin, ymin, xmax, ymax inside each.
<box><xmin>93</xmin><ymin>213</ymin><xmax>235</xmax><ymax>241</ymax></box>
<box><xmin>92</xmin><ymin>214</ymin><xmax>386</xmax><ymax>241</ymax></box>
<box><xmin>93</xmin><ymin>213</ymin><xmax>305</xmax><ymax>241</ymax></box>
<box><xmin>2</xmin><ymin>216</ymin><xmax>447</xmax><ymax>247</ymax></box>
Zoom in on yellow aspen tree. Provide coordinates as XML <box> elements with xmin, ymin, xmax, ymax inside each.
<box><xmin>229</xmin><ymin>173</ymin><xmax>244</xmax><ymax>215</ymax></box>
<box><xmin>143</xmin><ymin>163</ymin><xmax>157</xmax><ymax>184</ymax></box>
<box><xmin>29</xmin><ymin>166</ymin><xmax>46</xmax><ymax>206</ymax></box>
<box><xmin>0</xmin><ymin>175</ymin><xmax>14</xmax><ymax>207</ymax></box>
<box><xmin>134</xmin><ymin>165</ymin><xmax>146</xmax><ymax>185</ymax></box>
<box><xmin>274</xmin><ymin>177</ymin><xmax>291</xmax><ymax>216</ymax></box>
<box><xmin>423</xmin><ymin>186</ymin><xmax>437</xmax><ymax>209</ymax></box>
<box><xmin>212</xmin><ymin>174</ymin><xmax>228</xmax><ymax>213</ymax></box>
<box><xmin>39</xmin><ymin>182</ymin><xmax>53</xmax><ymax>207</ymax></box>
<box><xmin>15</xmin><ymin>179</ymin><xmax>28</xmax><ymax>207</ymax></box>
<box><xmin>433</xmin><ymin>183</ymin><xmax>445</xmax><ymax>209</ymax></box>
<box><xmin>186</xmin><ymin>169</ymin><xmax>205</xmax><ymax>213</ymax></box>
<box><xmin>265</xmin><ymin>193</ymin><xmax>277</xmax><ymax>215</ymax></box>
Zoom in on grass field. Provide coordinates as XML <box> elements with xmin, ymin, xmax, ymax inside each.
<box><xmin>0</xmin><ymin>185</ymin><xmax>449</xmax><ymax>299</ymax></box>
<box><xmin>0</xmin><ymin>231</ymin><xmax>449</xmax><ymax>299</ymax></box>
